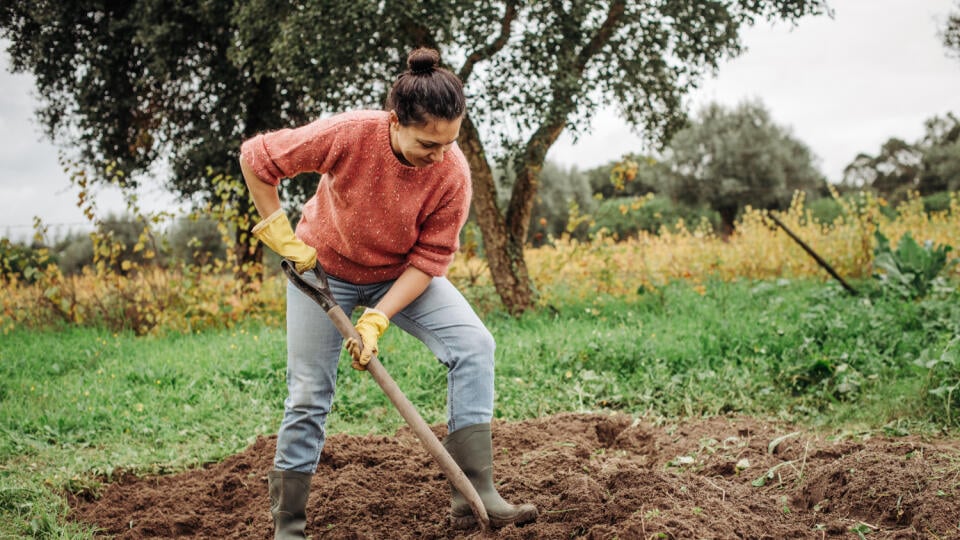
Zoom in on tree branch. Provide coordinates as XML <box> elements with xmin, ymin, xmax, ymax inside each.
<box><xmin>576</xmin><ymin>0</ymin><xmax>626</xmax><ymax>72</ymax></box>
<box><xmin>505</xmin><ymin>0</ymin><xmax>626</xmax><ymax>242</ymax></box>
<box><xmin>458</xmin><ymin>1</ymin><xmax>519</xmax><ymax>82</ymax></box>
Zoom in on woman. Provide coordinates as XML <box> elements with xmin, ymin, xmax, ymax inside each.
<box><xmin>240</xmin><ymin>47</ymin><xmax>538</xmax><ymax>538</ymax></box>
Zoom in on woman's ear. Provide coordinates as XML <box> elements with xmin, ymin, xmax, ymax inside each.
<box><xmin>388</xmin><ymin>110</ymin><xmax>400</xmax><ymax>126</ymax></box>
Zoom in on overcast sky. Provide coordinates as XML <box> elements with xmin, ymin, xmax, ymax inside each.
<box><xmin>2</xmin><ymin>0</ymin><xmax>959</xmax><ymax>241</ymax></box>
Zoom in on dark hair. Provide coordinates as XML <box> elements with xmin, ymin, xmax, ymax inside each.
<box><xmin>386</xmin><ymin>47</ymin><xmax>466</xmax><ymax>126</ymax></box>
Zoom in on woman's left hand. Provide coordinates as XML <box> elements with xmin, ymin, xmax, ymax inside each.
<box><xmin>344</xmin><ymin>308</ymin><xmax>390</xmax><ymax>370</ymax></box>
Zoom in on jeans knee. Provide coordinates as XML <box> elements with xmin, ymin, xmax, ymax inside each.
<box><xmin>466</xmin><ymin>323</ymin><xmax>495</xmax><ymax>357</ymax></box>
<box><xmin>451</xmin><ymin>324</ymin><xmax>495</xmax><ymax>372</ymax></box>
<box><xmin>286</xmin><ymin>372</ymin><xmax>334</xmax><ymax>413</ymax></box>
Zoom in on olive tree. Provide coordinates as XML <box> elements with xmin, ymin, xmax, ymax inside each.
<box><xmin>841</xmin><ymin>138</ymin><xmax>923</xmax><ymax>201</ymax></box>
<box><xmin>919</xmin><ymin>113</ymin><xmax>960</xmax><ymax>194</ymax></box>
<box><xmin>666</xmin><ymin>100</ymin><xmax>825</xmax><ymax>235</ymax></box>
<box><xmin>841</xmin><ymin>114</ymin><xmax>960</xmax><ymax>200</ymax></box>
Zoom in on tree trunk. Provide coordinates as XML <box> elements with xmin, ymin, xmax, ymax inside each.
<box><xmin>458</xmin><ymin>115</ymin><xmax>534</xmax><ymax>315</ymax></box>
<box><xmin>718</xmin><ymin>204</ymin><xmax>738</xmax><ymax>239</ymax></box>
<box><xmin>507</xmin><ymin>123</ymin><xmax>567</xmax><ymax>248</ymax></box>
<box><xmin>450</xmin><ymin>0</ymin><xmax>623</xmax><ymax>315</ymax></box>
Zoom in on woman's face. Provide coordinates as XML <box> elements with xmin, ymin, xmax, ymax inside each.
<box><xmin>389</xmin><ymin>111</ymin><xmax>462</xmax><ymax>168</ymax></box>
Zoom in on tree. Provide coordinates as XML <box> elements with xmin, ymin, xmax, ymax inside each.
<box><xmin>918</xmin><ymin>113</ymin><xmax>960</xmax><ymax>194</ymax></box>
<box><xmin>665</xmin><ymin>100</ymin><xmax>824</xmax><ymax>235</ymax></box>
<box><xmin>53</xmin><ymin>231</ymin><xmax>94</xmax><ymax>275</ymax></box>
<box><xmin>2</xmin><ymin>0</ymin><xmax>831</xmax><ymax>314</ymax></box>
<box><xmin>0</xmin><ymin>1</ymin><xmax>312</xmax><ymax>271</ymax></box>
<box><xmin>841</xmin><ymin>138</ymin><xmax>923</xmax><ymax>201</ymax></box>
<box><xmin>841</xmin><ymin>114</ymin><xmax>960</xmax><ymax>201</ymax></box>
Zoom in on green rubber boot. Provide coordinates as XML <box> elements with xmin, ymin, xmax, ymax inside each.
<box><xmin>267</xmin><ymin>470</ymin><xmax>311</xmax><ymax>539</ymax></box>
<box><xmin>442</xmin><ymin>423</ymin><xmax>538</xmax><ymax>529</ymax></box>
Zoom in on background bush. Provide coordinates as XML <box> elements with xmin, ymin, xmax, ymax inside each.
<box><xmin>591</xmin><ymin>195</ymin><xmax>720</xmax><ymax>238</ymax></box>
<box><xmin>805</xmin><ymin>196</ymin><xmax>845</xmax><ymax>225</ymax></box>
<box><xmin>0</xmin><ymin>237</ymin><xmax>51</xmax><ymax>283</ymax></box>
<box><xmin>53</xmin><ymin>232</ymin><xmax>94</xmax><ymax>275</ymax></box>
<box><xmin>167</xmin><ymin>216</ymin><xmax>228</xmax><ymax>267</ymax></box>
<box><xmin>923</xmin><ymin>190</ymin><xmax>954</xmax><ymax>213</ymax></box>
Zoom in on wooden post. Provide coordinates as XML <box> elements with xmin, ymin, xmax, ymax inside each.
<box><xmin>766</xmin><ymin>213</ymin><xmax>859</xmax><ymax>296</ymax></box>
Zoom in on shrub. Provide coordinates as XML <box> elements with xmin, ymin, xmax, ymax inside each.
<box><xmin>872</xmin><ymin>230</ymin><xmax>956</xmax><ymax>299</ymax></box>
<box><xmin>0</xmin><ymin>238</ymin><xmax>51</xmax><ymax>283</ymax></box>
<box><xmin>922</xmin><ymin>191</ymin><xmax>953</xmax><ymax>214</ymax></box>
<box><xmin>53</xmin><ymin>232</ymin><xmax>94</xmax><ymax>275</ymax></box>
<box><xmin>167</xmin><ymin>216</ymin><xmax>227</xmax><ymax>266</ymax></box>
<box><xmin>590</xmin><ymin>195</ymin><xmax>719</xmax><ymax>238</ymax></box>
<box><xmin>5</xmin><ymin>189</ymin><xmax>959</xmax><ymax>334</ymax></box>
<box><xmin>805</xmin><ymin>196</ymin><xmax>844</xmax><ymax>225</ymax></box>
<box><xmin>0</xmin><ymin>169</ymin><xmax>276</xmax><ymax>335</ymax></box>
<box><xmin>97</xmin><ymin>213</ymin><xmax>167</xmax><ymax>271</ymax></box>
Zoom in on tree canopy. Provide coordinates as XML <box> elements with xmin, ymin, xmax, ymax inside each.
<box><xmin>919</xmin><ymin>113</ymin><xmax>960</xmax><ymax>194</ymax></box>
<box><xmin>0</xmin><ymin>2</ymin><xmax>306</xmax><ymax>198</ymax></box>
<box><xmin>842</xmin><ymin>113</ymin><xmax>960</xmax><ymax>200</ymax></box>
<box><xmin>842</xmin><ymin>138</ymin><xmax>923</xmax><ymax>199</ymax></box>
<box><xmin>1</xmin><ymin>0</ymin><xmax>832</xmax><ymax>313</ymax></box>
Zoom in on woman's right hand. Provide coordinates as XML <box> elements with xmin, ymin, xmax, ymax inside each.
<box><xmin>251</xmin><ymin>209</ymin><xmax>317</xmax><ymax>273</ymax></box>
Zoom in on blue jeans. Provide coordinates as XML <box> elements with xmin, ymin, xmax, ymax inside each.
<box><xmin>275</xmin><ymin>272</ymin><xmax>496</xmax><ymax>473</ymax></box>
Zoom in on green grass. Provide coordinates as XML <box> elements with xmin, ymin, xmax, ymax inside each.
<box><xmin>1</xmin><ymin>278</ymin><xmax>959</xmax><ymax>538</ymax></box>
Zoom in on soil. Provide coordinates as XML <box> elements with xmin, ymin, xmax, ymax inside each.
<box><xmin>69</xmin><ymin>413</ymin><xmax>960</xmax><ymax>539</ymax></box>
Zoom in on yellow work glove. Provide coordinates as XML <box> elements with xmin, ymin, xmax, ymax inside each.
<box><xmin>344</xmin><ymin>308</ymin><xmax>390</xmax><ymax>370</ymax></box>
<box><xmin>251</xmin><ymin>209</ymin><xmax>317</xmax><ymax>273</ymax></box>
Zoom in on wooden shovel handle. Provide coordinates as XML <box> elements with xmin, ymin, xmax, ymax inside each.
<box><xmin>281</xmin><ymin>261</ymin><xmax>490</xmax><ymax>531</ymax></box>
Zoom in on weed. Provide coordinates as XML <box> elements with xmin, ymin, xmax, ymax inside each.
<box><xmin>873</xmin><ymin>230</ymin><xmax>956</xmax><ymax>299</ymax></box>
<box><xmin>850</xmin><ymin>522</ymin><xmax>874</xmax><ymax>539</ymax></box>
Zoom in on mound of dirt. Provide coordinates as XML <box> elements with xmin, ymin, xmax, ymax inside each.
<box><xmin>69</xmin><ymin>413</ymin><xmax>960</xmax><ymax>538</ymax></box>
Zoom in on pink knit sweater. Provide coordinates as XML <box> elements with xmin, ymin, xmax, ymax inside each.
<box><xmin>241</xmin><ymin>110</ymin><xmax>472</xmax><ymax>283</ymax></box>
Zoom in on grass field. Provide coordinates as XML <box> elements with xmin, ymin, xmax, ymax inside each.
<box><xmin>2</xmin><ymin>277</ymin><xmax>959</xmax><ymax>538</ymax></box>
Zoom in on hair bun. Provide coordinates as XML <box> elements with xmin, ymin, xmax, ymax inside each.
<box><xmin>408</xmin><ymin>47</ymin><xmax>440</xmax><ymax>75</ymax></box>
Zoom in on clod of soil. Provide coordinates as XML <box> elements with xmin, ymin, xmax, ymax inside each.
<box><xmin>69</xmin><ymin>413</ymin><xmax>960</xmax><ymax>538</ymax></box>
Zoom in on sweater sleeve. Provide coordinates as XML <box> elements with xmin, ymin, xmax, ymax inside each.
<box><xmin>239</xmin><ymin>117</ymin><xmax>343</xmax><ymax>185</ymax></box>
<box><xmin>407</xmin><ymin>177</ymin><xmax>472</xmax><ymax>277</ymax></box>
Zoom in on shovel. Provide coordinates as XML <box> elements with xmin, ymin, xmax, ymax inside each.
<box><xmin>280</xmin><ymin>260</ymin><xmax>490</xmax><ymax>531</ymax></box>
